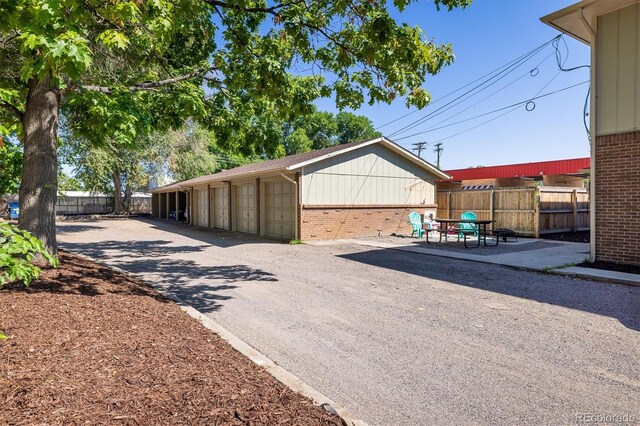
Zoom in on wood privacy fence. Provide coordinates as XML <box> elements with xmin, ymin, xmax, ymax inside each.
<box><xmin>436</xmin><ymin>187</ymin><xmax>589</xmax><ymax>236</ymax></box>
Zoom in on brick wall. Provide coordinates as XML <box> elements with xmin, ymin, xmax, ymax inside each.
<box><xmin>595</xmin><ymin>131</ymin><xmax>640</xmax><ymax>265</ymax></box>
<box><xmin>300</xmin><ymin>205</ymin><xmax>436</xmax><ymax>240</ymax></box>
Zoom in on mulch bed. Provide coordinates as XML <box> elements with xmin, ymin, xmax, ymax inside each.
<box><xmin>0</xmin><ymin>251</ymin><xmax>341</xmax><ymax>425</ymax></box>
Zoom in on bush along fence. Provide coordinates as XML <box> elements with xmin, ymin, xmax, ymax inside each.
<box><xmin>436</xmin><ymin>187</ymin><xmax>589</xmax><ymax>237</ymax></box>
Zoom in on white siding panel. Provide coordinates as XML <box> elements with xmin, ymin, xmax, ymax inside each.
<box><xmin>213</xmin><ymin>186</ymin><xmax>229</xmax><ymax>230</ymax></box>
<box><xmin>195</xmin><ymin>188</ymin><xmax>208</xmax><ymax>227</ymax></box>
<box><xmin>301</xmin><ymin>144</ymin><xmax>436</xmax><ymax>205</ymax></box>
<box><xmin>234</xmin><ymin>183</ymin><xmax>257</xmax><ymax>234</ymax></box>
<box><xmin>263</xmin><ymin>180</ymin><xmax>295</xmax><ymax>239</ymax></box>
<box><xmin>596</xmin><ymin>4</ymin><xmax>640</xmax><ymax>135</ymax></box>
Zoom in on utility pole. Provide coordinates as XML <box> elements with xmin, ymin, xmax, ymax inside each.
<box><xmin>433</xmin><ymin>142</ymin><xmax>444</xmax><ymax>169</ymax></box>
<box><xmin>412</xmin><ymin>141</ymin><xmax>428</xmax><ymax>158</ymax></box>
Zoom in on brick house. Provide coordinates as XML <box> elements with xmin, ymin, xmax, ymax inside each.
<box><xmin>150</xmin><ymin>137</ymin><xmax>448</xmax><ymax>241</ymax></box>
<box><xmin>542</xmin><ymin>0</ymin><xmax>640</xmax><ymax>266</ymax></box>
<box><xmin>438</xmin><ymin>158</ymin><xmax>590</xmax><ymax>191</ymax></box>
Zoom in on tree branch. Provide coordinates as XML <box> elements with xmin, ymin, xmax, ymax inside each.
<box><xmin>76</xmin><ymin>67</ymin><xmax>216</xmax><ymax>94</ymax></box>
<box><xmin>205</xmin><ymin>0</ymin><xmax>356</xmax><ymax>57</ymax></box>
<box><xmin>203</xmin><ymin>0</ymin><xmax>305</xmax><ymax>14</ymax></box>
<box><xmin>1</xmin><ymin>101</ymin><xmax>24</xmax><ymax>120</ymax></box>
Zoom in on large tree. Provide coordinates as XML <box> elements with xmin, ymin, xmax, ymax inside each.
<box><xmin>281</xmin><ymin>108</ymin><xmax>380</xmax><ymax>155</ymax></box>
<box><xmin>60</xmin><ymin>135</ymin><xmax>160</xmax><ymax>214</ymax></box>
<box><xmin>0</xmin><ymin>0</ymin><xmax>471</xmax><ymax>253</ymax></box>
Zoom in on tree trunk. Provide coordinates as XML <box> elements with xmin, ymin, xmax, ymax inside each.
<box><xmin>123</xmin><ymin>180</ymin><xmax>132</xmax><ymax>213</ymax></box>
<box><xmin>112</xmin><ymin>169</ymin><xmax>124</xmax><ymax>214</ymax></box>
<box><xmin>19</xmin><ymin>77</ymin><xmax>60</xmax><ymax>255</ymax></box>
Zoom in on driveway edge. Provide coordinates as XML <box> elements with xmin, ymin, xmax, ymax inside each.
<box><xmin>67</xmin><ymin>251</ymin><xmax>368</xmax><ymax>426</ymax></box>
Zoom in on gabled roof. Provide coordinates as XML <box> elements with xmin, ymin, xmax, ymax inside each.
<box><xmin>442</xmin><ymin>157</ymin><xmax>590</xmax><ymax>182</ymax></box>
<box><xmin>152</xmin><ymin>137</ymin><xmax>449</xmax><ymax>192</ymax></box>
<box><xmin>541</xmin><ymin>0</ymin><xmax>639</xmax><ymax>45</ymax></box>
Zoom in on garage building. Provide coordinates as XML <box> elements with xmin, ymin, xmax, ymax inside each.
<box><xmin>151</xmin><ymin>137</ymin><xmax>448</xmax><ymax>240</ymax></box>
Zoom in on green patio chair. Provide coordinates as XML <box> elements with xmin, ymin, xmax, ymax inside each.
<box><xmin>409</xmin><ymin>211</ymin><xmax>424</xmax><ymax>238</ymax></box>
<box><xmin>459</xmin><ymin>211</ymin><xmax>479</xmax><ymax>239</ymax></box>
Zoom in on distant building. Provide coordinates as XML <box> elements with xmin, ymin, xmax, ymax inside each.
<box><xmin>438</xmin><ymin>158</ymin><xmax>590</xmax><ymax>191</ymax></box>
<box><xmin>151</xmin><ymin>137</ymin><xmax>448</xmax><ymax>241</ymax></box>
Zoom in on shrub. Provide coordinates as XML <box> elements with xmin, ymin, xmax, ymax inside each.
<box><xmin>0</xmin><ymin>221</ymin><xmax>58</xmax><ymax>286</ymax></box>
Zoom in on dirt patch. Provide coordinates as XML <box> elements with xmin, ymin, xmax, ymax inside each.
<box><xmin>0</xmin><ymin>251</ymin><xmax>341</xmax><ymax>425</ymax></box>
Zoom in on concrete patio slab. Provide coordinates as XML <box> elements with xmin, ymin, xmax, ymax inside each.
<box><xmin>319</xmin><ymin>236</ymin><xmax>590</xmax><ymax>271</ymax></box>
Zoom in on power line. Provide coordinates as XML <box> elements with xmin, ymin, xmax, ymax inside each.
<box><xmin>392</xmin><ymin>80</ymin><xmax>590</xmax><ymax>142</ymax></box>
<box><xmin>402</xmin><ymin>52</ymin><xmax>555</xmax><ymax>139</ymax></box>
<box><xmin>376</xmin><ymin>35</ymin><xmax>562</xmax><ymax>132</ymax></box>
<box><xmin>397</xmin><ymin>71</ymin><xmax>561</xmax><ymax>139</ymax></box>
<box><xmin>387</xmin><ymin>36</ymin><xmax>560</xmax><ymax>138</ymax></box>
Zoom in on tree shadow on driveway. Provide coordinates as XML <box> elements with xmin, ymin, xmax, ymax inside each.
<box><xmin>339</xmin><ymin>248</ymin><xmax>640</xmax><ymax>331</ymax></box>
<box><xmin>124</xmin><ymin>258</ymin><xmax>277</xmax><ymax>314</ymax></box>
<box><xmin>60</xmin><ymin>239</ymin><xmax>278</xmax><ymax>314</ymax></box>
<box><xmin>61</xmin><ymin>239</ymin><xmax>208</xmax><ymax>259</ymax></box>
<box><xmin>140</xmin><ymin>218</ymin><xmax>284</xmax><ymax>248</ymax></box>
<box><xmin>57</xmin><ymin>223</ymin><xmax>107</xmax><ymax>234</ymax></box>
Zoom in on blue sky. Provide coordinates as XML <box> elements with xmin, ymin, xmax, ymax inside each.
<box><xmin>315</xmin><ymin>0</ymin><xmax>591</xmax><ymax>170</ymax></box>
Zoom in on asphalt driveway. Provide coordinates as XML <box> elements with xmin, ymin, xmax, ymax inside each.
<box><xmin>57</xmin><ymin>218</ymin><xmax>640</xmax><ymax>425</ymax></box>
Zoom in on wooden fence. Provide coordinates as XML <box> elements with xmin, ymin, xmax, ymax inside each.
<box><xmin>436</xmin><ymin>187</ymin><xmax>589</xmax><ymax>236</ymax></box>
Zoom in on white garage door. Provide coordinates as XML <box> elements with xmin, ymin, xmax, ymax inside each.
<box><xmin>264</xmin><ymin>180</ymin><xmax>295</xmax><ymax>239</ymax></box>
<box><xmin>213</xmin><ymin>186</ymin><xmax>229</xmax><ymax>229</ymax></box>
<box><xmin>195</xmin><ymin>188</ymin><xmax>208</xmax><ymax>227</ymax></box>
<box><xmin>235</xmin><ymin>183</ymin><xmax>257</xmax><ymax>234</ymax></box>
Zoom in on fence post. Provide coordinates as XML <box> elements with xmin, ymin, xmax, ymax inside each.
<box><xmin>533</xmin><ymin>188</ymin><xmax>540</xmax><ymax>238</ymax></box>
<box><xmin>490</xmin><ymin>189</ymin><xmax>495</xmax><ymax>228</ymax></box>
<box><xmin>572</xmin><ymin>189</ymin><xmax>578</xmax><ymax>232</ymax></box>
<box><xmin>447</xmin><ymin>191</ymin><xmax>451</xmax><ymax>218</ymax></box>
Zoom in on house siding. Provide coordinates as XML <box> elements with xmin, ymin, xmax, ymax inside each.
<box><xmin>301</xmin><ymin>144</ymin><xmax>436</xmax><ymax>206</ymax></box>
<box><xmin>596</xmin><ymin>4</ymin><xmax>640</xmax><ymax>136</ymax></box>
<box><xmin>595</xmin><ymin>131</ymin><xmax>640</xmax><ymax>265</ymax></box>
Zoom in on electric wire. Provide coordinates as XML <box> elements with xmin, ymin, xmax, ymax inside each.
<box><xmin>387</xmin><ymin>36</ymin><xmax>561</xmax><ymax>138</ymax></box>
<box><xmin>377</xmin><ymin>35</ymin><xmax>562</xmax><ymax>131</ymax></box>
<box><xmin>393</xmin><ymin>79</ymin><xmax>589</xmax><ymax>142</ymax></box>
<box><xmin>406</xmin><ymin>52</ymin><xmax>555</xmax><ymax>137</ymax></box>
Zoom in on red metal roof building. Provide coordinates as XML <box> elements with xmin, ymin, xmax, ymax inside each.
<box><xmin>442</xmin><ymin>158</ymin><xmax>590</xmax><ymax>182</ymax></box>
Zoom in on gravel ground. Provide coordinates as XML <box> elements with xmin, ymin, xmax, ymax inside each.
<box><xmin>57</xmin><ymin>218</ymin><xmax>640</xmax><ymax>426</ymax></box>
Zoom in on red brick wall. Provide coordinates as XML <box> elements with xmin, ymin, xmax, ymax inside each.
<box><xmin>300</xmin><ymin>205</ymin><xmax>436</xmax><ymax>240</ymax></box>
<box><xmin>595</xmin><ymin>131</ymin><xmax>640</xmax><ymax>265</ymax></box>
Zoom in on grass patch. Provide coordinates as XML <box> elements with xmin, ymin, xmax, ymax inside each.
<box><xmin>289</xmin><ymin>239</ymin><xmax>304</xmax><ymax>245</ymax></box>
<box><xmin>541</xmin><ymin>262</ymin><xmax>577</xmax><ymax>273</ymax></box>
